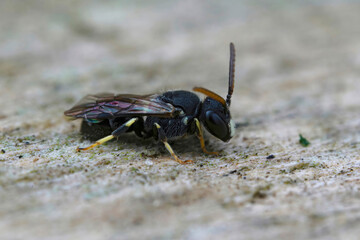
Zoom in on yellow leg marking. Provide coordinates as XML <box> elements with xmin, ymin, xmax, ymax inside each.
<box><xmin>77</xmin><ymin>118</ymin><xmax>138</xmax><ymax>152</ymax></box>
<box><xmin>163</xmin><ymin>142</ymin><xmax>193</xmax><ymax>164</ymax></box>
<box><xmin>194</xmin><ymin>119</ymin><xmax>219</xmax><ymax>155</ymax></box>
<box><xmin>77</xmin><ymin>135</ymin><xmax>114</xmax><ymax>152</ymax></box>
<box><xmin>155</xmin><ymin>122</ymin><xmax>193</xmax><ymax>164</ymax></box>
<box><xmin>125</xmin><ymin>118</ymin><xmax>137</xmax><ymax>127</ymax></box>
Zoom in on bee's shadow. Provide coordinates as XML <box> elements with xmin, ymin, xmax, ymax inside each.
<box><xmin>81</xmin><ymin>131</ymin><xmax>222</xmax><ymax>157</ymax></box>
<box><xmin>114</xmin><ymin>133</ymin><xmax>203</xmax><ymax>155</ymax></box>
<box><xmin>79</xmin><ymin>120</ymin><xmax>225</xmax><ymax>157</ymax></box>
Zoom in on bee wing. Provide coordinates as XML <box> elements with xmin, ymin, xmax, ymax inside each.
<box><xmin>64</xmin><ymin>93</ymin><xmax>175</xmax><ymax>120</ymax></box>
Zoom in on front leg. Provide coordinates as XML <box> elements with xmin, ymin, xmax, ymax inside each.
<box><xmin>77</xmin><ymin>118</ymin><xmax>138</xmax><ymax>151</ymax></box>
<box><xmin>194</xmin><ymin>118</ymin><xmax>219</xmax><ymax>155</ymax></box>
<box><xmin>153</xmin><ymin>123</ymin><xmax>193</xmax><ymax>165</ymax></box>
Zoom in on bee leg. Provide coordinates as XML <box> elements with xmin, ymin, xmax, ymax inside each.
<box><xmin>194</xmin><ymin>118</ymin><xmax>219</xmax><ymax>155</ymax></box>
<box><xmin>77</xmin><ymin>118</ymin><xmax>138</xmax><ymax>151</ymax></box>
<box><xmin>154</xmin><ymin>123</ymin><xmax>193</xmax><ymax>164</ymax></box>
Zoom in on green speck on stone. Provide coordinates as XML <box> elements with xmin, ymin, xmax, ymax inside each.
<box><xmin>299</xmin><ymin>134</ymin><xmax>310</xmax><ymax>147</ymax></box>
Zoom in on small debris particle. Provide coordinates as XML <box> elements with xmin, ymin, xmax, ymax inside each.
<box><xmin>266</xmin><ymin>154</ymin><xmax>275</xmax><ymax>159</ymax></box>
<box><xmin>1</xmin><ymin>149</ymin><xmax>5</xmax><ymax>154</ymax></box>
<box><xmin>95</xmin><ymin>159</ymin><xmax>111</xmax><ymax>166</ymax></box>
<box><xmin>299</xmin><ymin>134</ymin><xmax>310</xmax><ymax>147</ymax></box>
<box><xmin>145</xmin><ymin>159</ymin><xmax>153</xmax><ymax>166</ymax></box>
<box><xmin>132</xmin><ymin>216</ymin><xmax>144</xmax><ymax>225</ymax></box>
<box><xmin>18</xmin><ymin>155</ymin><xmax>23</xmax><ymax>159</ymax></box>
<box><xmin>222</xmin><ymin>169</ymin><xmax>238</xmax><ymax>177</ymax></box>
<box><xmin>235</xmin><ymin>122</ymin><xmax>249</xmax><ymax>128</ymax></box>
<box><xmin>252</xmin><ymin>190</ymin><xmax>267</xmax><ymax>199</ymax></box>
<box><xmin>289</xmin><ymin>162</ymin><xmax>310</xmax><ymax>173</ymax></box>
<box><xmin>229</xmin><ymin>170</ymin><xmax>237</xmax><ymax>174</ymax></box>
<box><xmin>251</xmin><ymin>185</ymin><xmax>272</xmax><ymax>200</ymax></box>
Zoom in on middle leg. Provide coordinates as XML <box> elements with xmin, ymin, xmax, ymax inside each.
<box><xmin>153</xmin><ymin>123</ymin><xmax>193</xmax><ymax>164</ymax></box>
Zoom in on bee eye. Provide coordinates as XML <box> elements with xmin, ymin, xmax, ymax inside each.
<box><xmin>207</xmin><ymin>111</ymin><xmax>221</xmax><ymax>125</ymax></box>
<box><xmin>205</xmin><ymin>111</ymin><xmax>227</xmax><ymax>139</ymax></box>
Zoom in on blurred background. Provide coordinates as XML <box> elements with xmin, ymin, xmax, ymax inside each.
<box><xmin>1</xmin><ymin>1</ymin><xmax>360</xmax><ymax>239</ymax></box>
<box><xmin>1</xmin><ymin>0</ymin><xmax>359</xmax><ymax>122</ymax></box>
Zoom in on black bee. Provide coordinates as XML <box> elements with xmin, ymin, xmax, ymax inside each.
<box><xmin>64</xmin><ymin>43</ymin><xmax>236</xmax><ymax>164</ymax></box>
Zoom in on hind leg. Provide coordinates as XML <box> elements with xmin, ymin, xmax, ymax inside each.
<box><xmin>77</xmin><ymin>118</ymin><xmax>139</xmax><ymax>151</ymax></box>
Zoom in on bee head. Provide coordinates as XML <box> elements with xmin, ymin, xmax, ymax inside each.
<box><xmin>199</xmin><ymin>97</ymin><xmax>234</xmax><ymax>142</ymax></box>
<box><xmin>193</xmin><ymin>43</ymin><xmax>236</xmax><ymax>142</ymax></box>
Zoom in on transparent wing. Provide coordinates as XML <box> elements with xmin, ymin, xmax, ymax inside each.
<box><xmin>64</xmin><ymin>93</ymin><xmax>175</xmax><ymax>120</ymax></box>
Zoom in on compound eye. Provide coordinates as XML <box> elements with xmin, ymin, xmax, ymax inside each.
<box><xmin>205</xmin><ymin>111</ymin><xmax>228</xmax><ymax>139</ymax></box>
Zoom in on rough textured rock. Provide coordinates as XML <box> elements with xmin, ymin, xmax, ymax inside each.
<box><xmin>1</xmin><ymin>1</ymin><xmax>360</xmax><ymax>239</ymax></box>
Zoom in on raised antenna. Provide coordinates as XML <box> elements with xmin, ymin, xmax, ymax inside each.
<box><xmin>226</xmin><ymin>42</ymin><xmax>235</xmax><ymax>107</ymax></box>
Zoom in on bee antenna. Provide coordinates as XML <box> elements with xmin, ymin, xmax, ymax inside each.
<box><xmin>226</xmin><ymin>42</ymin><xmax>235</xmax><ymax>107</ymax></box>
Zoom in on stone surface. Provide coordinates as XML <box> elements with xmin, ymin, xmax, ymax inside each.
<box><xmin>1</xmin><ymin>1</ymin><xmax>360</xmax><ymax>239</ymax></box>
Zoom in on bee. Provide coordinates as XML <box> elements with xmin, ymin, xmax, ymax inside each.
<box><xmin>64</xmin><ymin>43</ymin><xmax>236</xmax><ymax>164</ymax></box>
